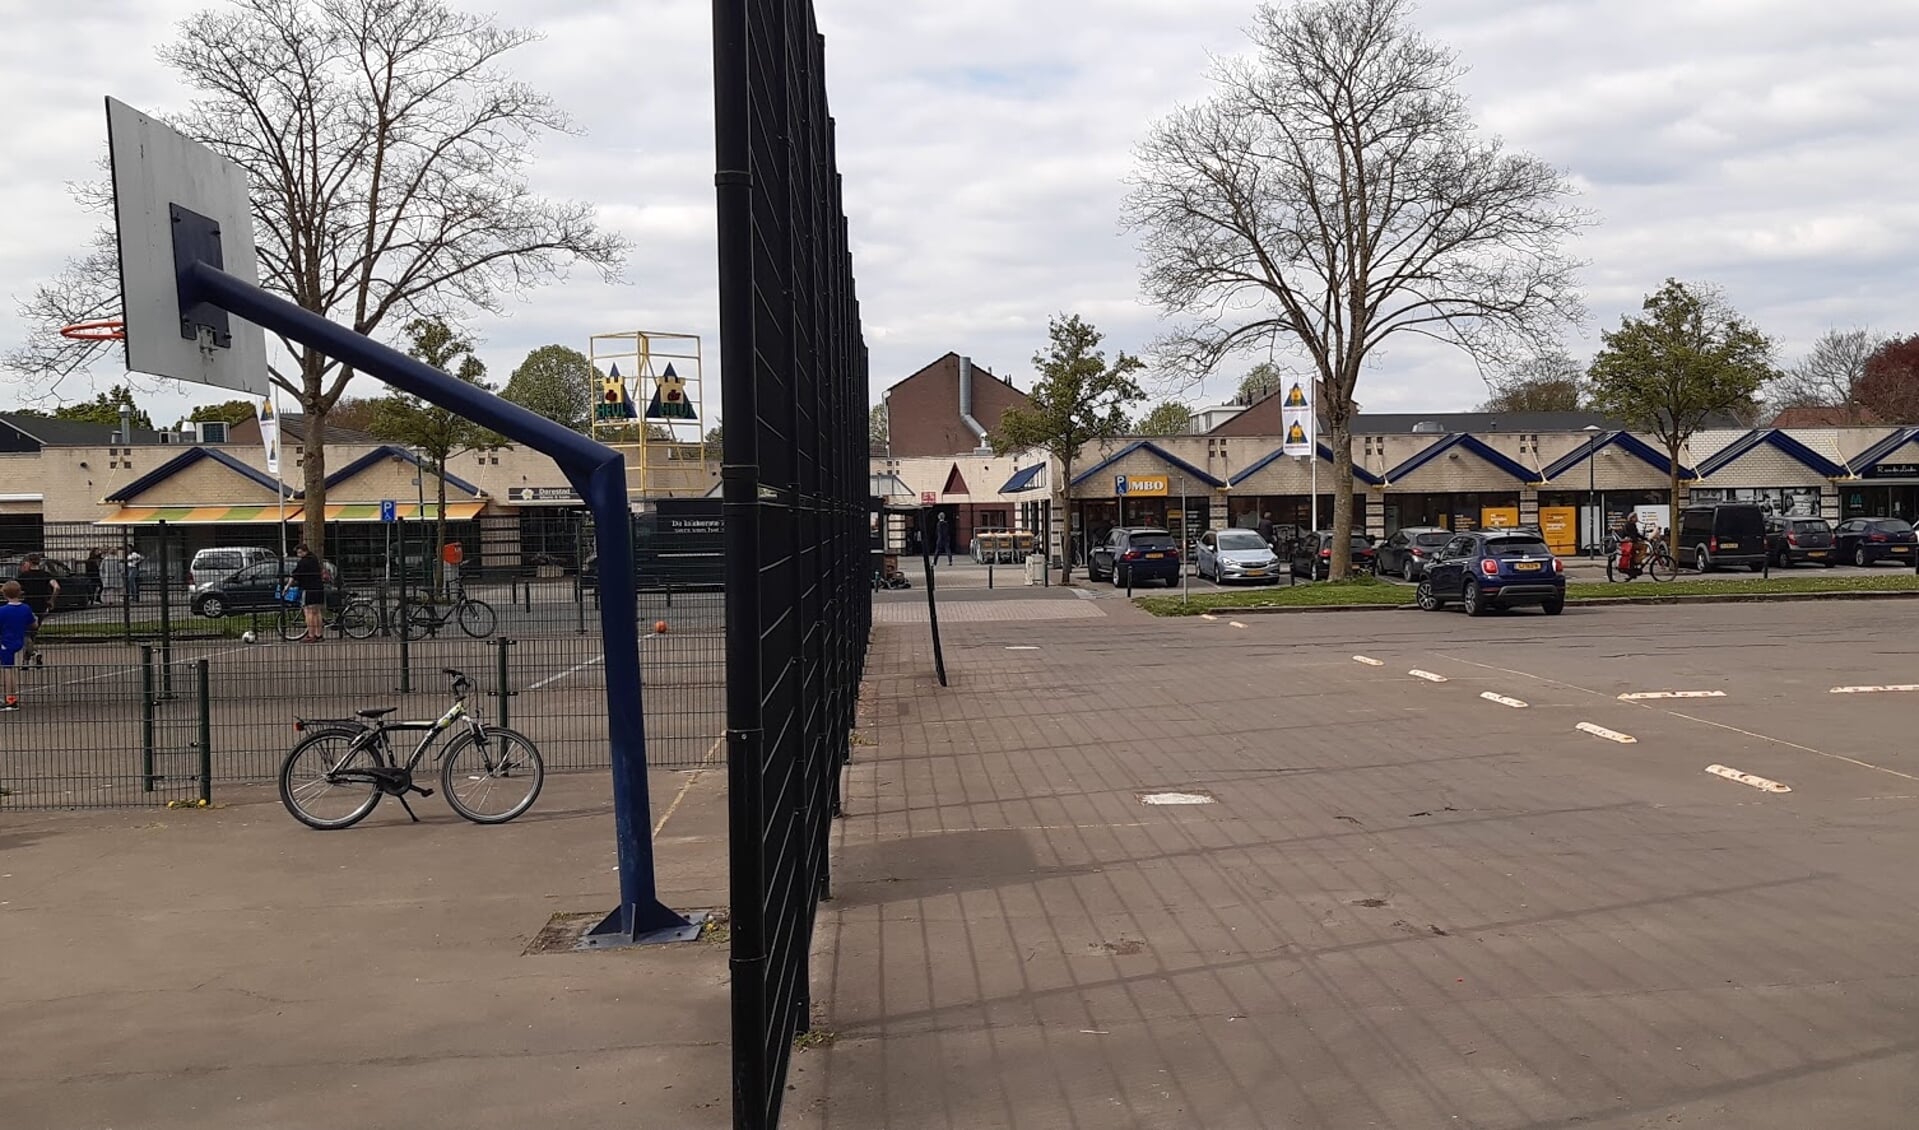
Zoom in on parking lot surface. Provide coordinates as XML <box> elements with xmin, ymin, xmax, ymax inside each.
<box><xmin>801</xmin><ymin>594</ymin><xmax>1919</xmax><ymax>1129</ymax></box>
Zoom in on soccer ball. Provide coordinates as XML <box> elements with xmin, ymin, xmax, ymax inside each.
<box><xmin>240</xmin><ymin>630</ymin><xmax>257</xmax><ymax>644</ymax></box>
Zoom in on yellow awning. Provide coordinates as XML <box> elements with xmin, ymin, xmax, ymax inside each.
<box><xmin>283</xmin><ymin>501</ymin><xmax>485</xmax><ymax>523</ymax></box>
<box><xmin>97</xmin><ymin>505</ymin><xmax>291</xmax><ymax>525</ymax></box>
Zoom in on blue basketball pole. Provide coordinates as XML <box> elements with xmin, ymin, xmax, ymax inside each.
<box><xmin>180</xmin><ymin>259</ymin><xmax>694</xmax><ymax>943</ymax></box>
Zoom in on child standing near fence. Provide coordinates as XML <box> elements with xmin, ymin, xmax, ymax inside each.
<box><xmin>0</xmin><ymin>580</ymin><xmax>34</xmax><ymax>711</ymax></box>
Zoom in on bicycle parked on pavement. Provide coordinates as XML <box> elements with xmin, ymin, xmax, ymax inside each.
<box><xmin>278</xmin><ymin>667</ymin><xmax>543</xmax><ymax>829</ymax></box>
<box><xmin>401</xmin><ymin>582</ymin><xmax>497</xmax><ymax>640</ymax></box>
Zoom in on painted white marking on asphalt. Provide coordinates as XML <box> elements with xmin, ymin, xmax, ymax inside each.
<box><xmin>1200</xmin><ymin>614</ymin><xmax>1218</xmax><ymax>622</ymax></box>
<box><xmin>1830</xmin><ymin>685</ymin><xmax>1919</xmax><ymax>695</ymax></box>
<box><xmin>1139</xmin><ymin>792</ymin><xmax>1216</xmax><ymax>806</ymax></box>
<box><xmin>1409</xmin><ymin>669</ymin><xmax>1448</xmax><ymax>683</ymax></box>
<box><xmin>1229</xmin><ymin>621</ymin><xmax>1248</xmax><ymax>629</ymax></box>
<box><xmin>1005</xmin><ymin>645</ymin><xmax>1040</xmax><ymax>651</ymax></box>
<box><xmin>528</xmin><ymin>653</ymin><xmax>604</xmax><ymax>690</ymax></box>
<box><xmin>1706</xmin><ymin>764</ymin><xmax>1792</xmax><ymax>793</ymax></box>
<box><xmin>1576</xmin><ymin>722</ymin><xmax>1637</xmax><ymax>744</ymax></box>
<box><xmin>1353</xmin><ymin>656</ymin><xmax>1384</xmax><ymax>666</ymax></box>
<box><xmin>1480</xmin><ymin>692</ymin><xmax>1529</xmax><ymax>709</ymax></box>
<box><xmin>1619</xmin><ymin>691</ymin><xmax>1728</xmax><ymax>701</ymax></box>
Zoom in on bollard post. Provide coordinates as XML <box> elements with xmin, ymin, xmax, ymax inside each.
<box><xmin>494</xmin><ymin>636</ymin><xmax>513</xmax><ymax>728</ymax></box>
<box><xmin>140</xmin><ymin>645</ymin><xmax>156</xmax><ymax>792</ymax></box>
<box><xmin>1124</xmin><ymin>563</ymin><xmax>1133</xmax><ymax>598</ymax></box>
<box><xmin>987</xmin><ymin>560</ymin><xmax>994</xmax><ymax>590</ymax></box>
<box><xmin>196</xmin><ymin>658</ymin><xmax>213</xmax><ymax>804</ymax></box>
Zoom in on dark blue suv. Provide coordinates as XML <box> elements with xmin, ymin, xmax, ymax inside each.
<box><xmin>1416</xmin><ymin>530</ymin><xmax>1564</xmax><ymax>617</ymax></box>
<box><xmin>1087</xmin><ymin>527</ymin><xmax>1182</xmax><ymax>587</ymax></box>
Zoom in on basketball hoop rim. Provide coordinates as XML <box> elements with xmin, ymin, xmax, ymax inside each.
<box><xmin>60</xmin><ymin>318</ymin><xmax>126</xmax><ymax>342</ymax></box>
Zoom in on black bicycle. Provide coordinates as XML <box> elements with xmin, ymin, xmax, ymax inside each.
<box><xmin>402</xmin><ymin>583</ymin><xmax>497</xmax><ymax>640</ymax></box>
<box><xmin>278</xmin><ymin>668</ymin><xmax>543</xmax><ymax>829</ymax></box>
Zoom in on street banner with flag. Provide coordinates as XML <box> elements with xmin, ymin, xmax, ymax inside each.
<box><xmin>645</xmin><ymin>362</ymin><xmax>698</xmax><ymax>421</ymax></box>
<box><xmin>257</xmin><ymin>396</ymin><xmax>279</xmax><ymax>475</ymax></box>
<box><xmin>596</xmin><ymin>363</ymin><xmax>637</xmax><ymax>421</ymax></box>
<box><xmin>1281</xmin><ymin>379</ymin><xmax>1314</xmax><ymax>457</ymax></box>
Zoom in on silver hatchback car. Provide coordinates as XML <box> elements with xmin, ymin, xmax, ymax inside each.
<box><xmin>1195</xmin><ymin>528</ymin><xmax>1282</xmax><ymax>584</ymax></box>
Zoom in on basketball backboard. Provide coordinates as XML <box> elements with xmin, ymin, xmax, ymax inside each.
<box><xmin>106</xmin><ymin>97</ymin><xmax>267</xmax><ymax>395</ymax></box>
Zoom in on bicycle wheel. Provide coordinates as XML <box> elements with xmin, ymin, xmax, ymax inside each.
<box><xmin>338</xmin><ymin>599</ymin><xmax>379</xmax><ymax>640</ymax></box>
<box><xmin>440</xmin><ymin>727</ymin><xmax>544</xmax><ymax>824</ymax></box>
<box><xmin>278</xmin><ymin>606</ymin><xmax>307</xmax><ymax>642</ymax></box>
<box><xmin>456</xmin><ymin>598</ymin><xmax>497</xmax><ymax>639</ymax></box>
<box><xmin>279</xmin><ymin>729</ymin><xmax>383</xmax><ymax>830</ymax></box>
<box><xmin>1647</xmin><ymin>553</ymin><xmax>1676</xmax><ymax>583</ymax></box>
<box><xmin>403</xmin><ymin>604</ymin><xmax>437</xmax><ymax>641</ymax></box>
<box><xmin>1605</xmin><ymin>555</ymin><xmax>1618</xmax><ymax>582</ymax></box>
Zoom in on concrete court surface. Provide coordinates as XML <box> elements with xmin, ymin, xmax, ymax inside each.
<box><xmin>0</xmin><ymin>768</ymin><xmax>742</xmax><ymax>1130</ymax></box>
<box><xmin>797</xmin><ymin>593</ymin><xmax>1919</xmax><ymax>1129</ymax></box>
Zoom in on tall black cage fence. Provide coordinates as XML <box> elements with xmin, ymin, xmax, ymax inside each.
<box><xmin>715</xmin><ymin>0</ymin><xmax>872</xmax><ymax>1125</ymax></box>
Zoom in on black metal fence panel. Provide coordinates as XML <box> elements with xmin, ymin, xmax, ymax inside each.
<box><xmin>716</xmin><ymin>0</ymin><xmax>871</xmax><ymax>1125</ymax></box>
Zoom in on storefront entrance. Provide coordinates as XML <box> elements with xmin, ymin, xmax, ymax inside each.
<box><xmin>1842</xmin><ymin>484</ymin><xmax>1919</xmax><ymax>520</ymax></box>
<box><xmin>1383</xmin><ymin>492</ymin><xmax>1521</xmax><ymax>536</ymax></box>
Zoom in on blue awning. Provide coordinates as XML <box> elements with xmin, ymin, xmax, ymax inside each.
<box><xmin>999</xmin><ymin>464</ymin><xmax>1045</xmax><ymax>493</ymax></box>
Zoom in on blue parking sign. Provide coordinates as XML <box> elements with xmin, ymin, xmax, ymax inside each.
<box><xmin>380</xmin><ymin>499</ymin><xmax>397</xmax><ymax>523</ymax></box>
<box><xmin>1115</xmin><ymin>474</ymin><xmax>1129</xmax><ymax>495</ymax></box>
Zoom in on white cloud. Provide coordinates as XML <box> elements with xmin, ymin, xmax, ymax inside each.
<box><xmin>0</xmin><ymin>0</ymin><xmax>1916</xmax><ymax>425</ymax></box>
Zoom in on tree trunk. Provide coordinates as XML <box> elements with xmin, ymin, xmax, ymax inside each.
<box><xmin>1059</xmin><ymin>453</ymin><xmax>1074</xmax><ymax>583</ymax></box>
<box><xmin>1329</xmin><ymin>419</ymin><xmax>1356</xmax><ymax>580</ymax></box>
<box><xmin>435</xmin><ymin>459</ymin><xmax>449</xmax><ymax>596</ymax></box>
<box><xmin>301</xmin><ymin>396</ymin><xmax>327</xmax><ymax>557</ymax></box>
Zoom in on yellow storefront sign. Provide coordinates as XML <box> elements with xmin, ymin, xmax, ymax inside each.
<box><xmin>1481</xmin><ymin>506</ymin><xmax>1520</xmax><ymax>530</ymax></box>
<box><xmin>1540</xmin><ymin>506</ymin><xmax>1577</xmax><ymax>556</ymax></box>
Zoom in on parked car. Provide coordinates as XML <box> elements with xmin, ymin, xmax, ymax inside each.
<box><xmin>1832</xmin><ymin>517</ymin><xmax>1919</xmax><ymax>568</ymax></box>
<box><xmin>1676</xmin><ymin>503</ymin><xmax>1768</xmax><ymax>573</ymax></box>
<box><xmin>1086</xmin><ymin>527</ymin><xmax>1181</xmax><ymax>587</ymax></box>
<box><xmin>1375</xmin><ymin>527</ymin><xmax>1452</xmax><ymax>580</ymax></box>
<box><xmin>0</xmin><ymin>556</ymin><xmax>103</xmax><ymax>610</ymax></box>
<box><xmin>1417</xmin><ymin>531</ymin><xmax>1564</xmax><ymax>616</ymax></box>
<box><xmin>190</xmin><ymin>557</ymin><xmax>344</xmax><ymax>618</ymax></box>
<box><xmin>1766</xmin><ymin>516</ymin><xmax>1836</xmax><ymax>568</ymax></box>
<box><xmin>188</xmin><ymin>546</ymin><xmax>278</xmax><ymax>595</ymax></box>
<box><xmin>1195</xmin><ymin>528</ymin><xmax>1281</xmax><ymax>584</ymax></box>
<box><xmin>1291</xmin><ymin>532</ymin><xmax>1377</xmax><ymax>580</ymax></box>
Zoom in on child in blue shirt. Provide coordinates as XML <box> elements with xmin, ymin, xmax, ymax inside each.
<box><xmin>0</xmin><ymin>579</ymin><xmax>36</xmax><ymax>710</ymax></box>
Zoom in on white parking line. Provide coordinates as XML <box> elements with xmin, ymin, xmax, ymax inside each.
<box><xmin>1200</xmin><ymin>614</ymin><xmax>1218</xmax><ymax>622</ymax></box>
<box><xmin>1480</xmin><ymin>692</ymin><xmax>1528</xmax><ymax>708</ymax></box>
<box><xmin>1353</xmin><ymin>656</ymin><xmax>1384</xmax><ymax>666</ymax></box>
<box><xmin>1830</xmin><ymin>685</ymin><xmax>1919</xmax><ymax>695</ymax></box>
<box><xmin>1706</xmin><ymin>764</ymin><xmax>1792</xmax><ymax>793</ymax></box>
<box><xmin>1619</xmin><ymin>691</ymin><xmax>1728</xmax><ymax>701</ymax></box>
<box><xmin>1005</xmin><ymin>645</ymin><xmax>1040</xmax><ymax>651</ymax></box>
<box><xmin>1228</xmin><ymin>621</ymin><xmax>1248</xmax><ymax>629</ymax></box>
<box><xmin>529</xmin><ymin>654</ymin><xmax>604</xmax><ymax>690</ymax></box>
<box><xmin>1576</xmin><ymin>722</ymin><xmax>1637</xmax><ymax>744</ymax></box>
<box><xmin>1409</xmin><ymin>669</ymin><xmax>1448</xmax><ymax>683</ymax></box>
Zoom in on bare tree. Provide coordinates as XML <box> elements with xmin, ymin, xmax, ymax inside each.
<box><xmin>1126</xmin><ymin>0</ymin><xmax>1585</xmax><ymax>577</ymax></box>
<box><xmin>1768</xmin><ymin>328</ymin><xmax>1883</xmax><ymax>421</ymax></box>
<box><xmin>8</xmin><ymin>0</ymin><xmax>625</xmax><ymax>556</ymax></box>
<box><xmin>1479</xmin><ymin>351</ymin><xmax>1585</xmax><ymax>413</ymax></box>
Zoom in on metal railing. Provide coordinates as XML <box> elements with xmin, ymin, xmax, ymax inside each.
<box><xmin>716</xmin><ymin>0</ymin><xmax>872</xmax><ymax>1124</ymax></box>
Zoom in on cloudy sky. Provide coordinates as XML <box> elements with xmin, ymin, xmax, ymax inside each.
<box><xmin>1</xmin><ymin>0</ymin><xmax>1916</xmax><ymax>426</ymax></box>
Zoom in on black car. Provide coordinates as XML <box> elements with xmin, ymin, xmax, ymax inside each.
<box><xmin>1766</xmin><ymin>516</ymin><xmax>1836</xmax><ymax>568</ymax></box>
<box><xmin>0</xmin><ymin>556</ymin><xmax>102</xmax><ymax>610</ymax></box>
<box><xmin>1375</xmin><ymin>527</ymin><xmax>1452</xmax><ymax>580</ymax></box>
<box><xmin>1087</xmin><ymin>527</ymin><xmax>1182</xmax><ymax>586</ymax></box>
<box><xmin>1417</xmin><ymin>531</ymin><xmax>1565</xmax><ymax>616</ymax></box>
<box><xmin>1291</xmin><ymin>532</ymin><xmax>1377</xmax><ymax>579</ymax></box>
<box><xmin>190</xmin><ymin>557</ymin><xmax>345</xmax><ymax>618</ymax></box>
<box><xmin>1832</xmin><ymin>517</ymin><xmax>1918</xmax><ymax>568</ymax></box>
<box><xmin>1676</xmin><ymin>503</ymin><xmax>1768</xmax><ymax>573</ymax></box>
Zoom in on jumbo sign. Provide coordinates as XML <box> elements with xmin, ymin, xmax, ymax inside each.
<box><xmin>1114</xmin><ymin>474</ymin><xmax>1170</xmax><ymax>497</ymax></box>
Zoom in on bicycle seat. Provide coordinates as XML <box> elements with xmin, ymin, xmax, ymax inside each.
<box><xmin>356</xmin><ymin>706</ymin><xmax>398</xmax><ymax>719</ymax></box>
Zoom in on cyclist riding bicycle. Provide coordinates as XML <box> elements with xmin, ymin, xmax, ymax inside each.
<box><xmin>1616</xmin><ymin>512</ymin><xmax>1646</xmax><ymax>573</ymax></box>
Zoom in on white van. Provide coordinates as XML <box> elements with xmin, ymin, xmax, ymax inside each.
<box><xmin>188</xmin><ymin>546</ymin><xmax>277</xmax><ymax>595</ymax></box>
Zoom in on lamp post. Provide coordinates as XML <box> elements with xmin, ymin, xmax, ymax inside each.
<box><xmin>1586</xmin><ymin>432</ymin><xmax>1598</xmax><ymax>559</ymax></box>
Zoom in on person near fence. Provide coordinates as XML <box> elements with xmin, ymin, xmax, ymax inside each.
<box><xmin>934</xmin><ymin>512</ymin><xmax>953</xmax><ymax>566</ymax></box>
<box><xmin>292</xmin><ymin>543</ymin><xmax>327</xmax><ymax>642</ymax></box>
<box><xmin>123</xmin><ymin>546</ymin><xmax>144</xmax><ymax>603</ymax></box>
<box><xmin>0</xmin><ymin>580</ymin><xmax>33</xmax><ymax>709</ymax></box>
<box><xmin>85</xmin><ymin>547</ymin><xmax>103</xmax><ymax>591</ymax></box>
<box><xmin>15</xmin><ymin>554</ymin><xmax>57</xmax><ymax>668</ymax></box>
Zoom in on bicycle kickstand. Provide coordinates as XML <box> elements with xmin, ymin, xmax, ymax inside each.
<box><xmin>394</xmin><ymin>783</ymin><xmax>435</xmax><ymax>823</ymax></box>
